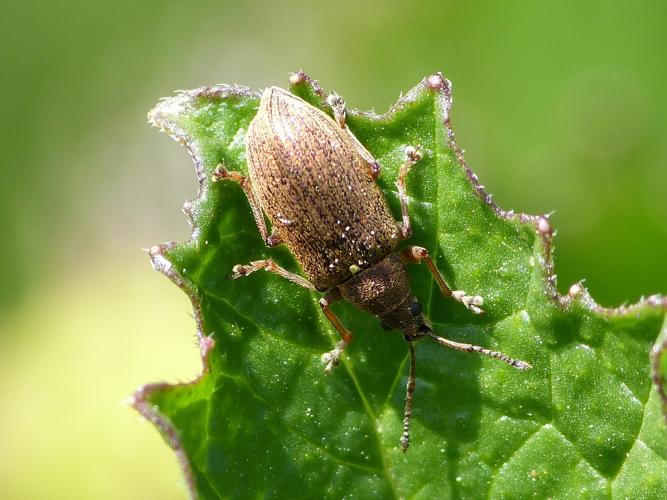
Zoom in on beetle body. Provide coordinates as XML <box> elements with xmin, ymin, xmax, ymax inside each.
<box><xmin>214</xmin><ymin>77</ymin><xmax>531</xmax><ymax>451</ymax></box>
<box><xmin>246</xmin><ymin>87</ymin><xmax>399</xmax><ymax>290</ymax></box>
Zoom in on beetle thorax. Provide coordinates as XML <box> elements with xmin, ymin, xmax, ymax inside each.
<box><xmin>338</xmin><ymin>254</ymin><xmax>428</xmax><ymax>338</ymax></box>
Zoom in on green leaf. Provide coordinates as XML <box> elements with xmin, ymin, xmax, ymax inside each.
<box><xmin>133</xmin><ymin>72</ymin><xmax>667</xmax><ymax>499</ymax></box>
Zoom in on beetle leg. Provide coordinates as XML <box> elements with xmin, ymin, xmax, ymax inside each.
<box><xmin>229</xmin><ymin>259</ymin><xmax>316</xmax><ymax>290</ymax></box>
<box><xmin>396</xmin><ymin>146</ymin><xmax>423</xmax><ymax>239</ymax></box>
<box><xmin>326</xmin><ymin>91</ymin><xmax>347</xmax><ymax>129</ymax></box>
<box><xmin>399</xmin><ymin>245</ymin><xmax>484</xmax><ymax>314</ymax></box>
<box><xmin>212</xmin><ymin>164</ymin><xmax>282</xmax><ymax>247</ymax></box>
<box><xmin>327</xmin><ymin>92</ymin><xmax>381</xmax><ymax>179</ymax></box>
<box><xmin>319</xmin><ymin>288</ymin><xmax>353</xmax><ymax>373</ymax></box>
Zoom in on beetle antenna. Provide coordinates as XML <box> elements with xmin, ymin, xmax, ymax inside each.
<box><xmin>424</xmin><ymin>329</ymin><xmax>532</xmax><ymax>370</ymax></box>
<box><xmin>400</xmin><ymin>339</ymin><xmax>417</xmax><ymax>452</ymax></box>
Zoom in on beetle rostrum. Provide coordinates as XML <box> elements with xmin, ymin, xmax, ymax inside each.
<box><xmin>213</xmin><ymin>78</ymin><xmax>532</xmax><ymax>451</ymax></box>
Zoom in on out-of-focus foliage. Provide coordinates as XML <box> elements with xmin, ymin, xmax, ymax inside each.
<box><xmin>0</xmin><ymin>0</ymin><xmax>665</xmax><ymax>498</ymax></box>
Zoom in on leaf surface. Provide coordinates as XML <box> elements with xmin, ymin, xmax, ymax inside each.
<box><xmin>134</xmin><ymin>73</ymin><xmax>667</xmax><ymax>499</ymax></box>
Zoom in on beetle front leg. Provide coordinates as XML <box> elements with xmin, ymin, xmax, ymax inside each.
<box><xmin>326</xmin><ymin>92</ymin><xmax>381</xmax><ymax>179</ymax></box>
<box><xmin>212</xmin><ymin>164</ymin><xmax>282</xmax><ymax>247</ymax></box>
<box><xmin>319</xmin><ymin>288</ymin><xmax>353</xmax><ymax>373</ymax></box>
<box><xmin>229</xmin><ymin>259</ymin><xmax>316</xmax><ymax>291</ymax></box>
<box><xmin>396</xmin><ymin>146</ymin><xmax>423</xmax><ymax>239</ymax></box>
<box><xmin>399</xmin><ymin>245</ymin><xmax>484</xmax><ymax>314</ymax></box>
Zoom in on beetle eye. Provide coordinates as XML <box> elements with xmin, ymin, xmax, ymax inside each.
<box><xmin>410</xmin><ymin>302</ymin><xmax>423</xmax><ymax>316</ymax></box>
<box><xmin>380</xmin><ymin>320</ymin><xmax>393</xmax><ymax>331</ymax></box>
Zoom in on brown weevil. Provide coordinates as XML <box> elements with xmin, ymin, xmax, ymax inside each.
<box><xmin>212</xmin><ymin>74</ymin><xmax>532</xmax><ymax>451</ymax></box>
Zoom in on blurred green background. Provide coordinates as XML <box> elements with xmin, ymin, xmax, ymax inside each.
<box><xmin>0</xmin><ymin>0</ymin><xmax>665</xmax><ymax>498</ymax></box>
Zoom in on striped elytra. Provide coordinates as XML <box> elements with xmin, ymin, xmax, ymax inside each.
<box><xmin>246</xmin><ymin>87</ymin><xmax>399</xmax><ymax>291</ymax></box>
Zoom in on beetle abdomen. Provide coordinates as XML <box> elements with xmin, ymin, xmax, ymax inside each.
<box><xmin>246</xmin><ymin>87</ymin><xmax>399</xmax><ymax>290</ymax></box>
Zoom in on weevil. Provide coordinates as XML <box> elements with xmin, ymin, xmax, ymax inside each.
<box><xmin>212</xmin><ymin>75</ymin><xmax>532</xmax><ymax>451</ymax></box>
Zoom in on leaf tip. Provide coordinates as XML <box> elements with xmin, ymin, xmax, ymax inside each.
<box><xmin>288</xmin><ymin>69</ymin><xmax>307</xmax><ymax>86</ymax></box>
<box><xmin>536</xmin><ymin>216</ymin><xmax>552</xmax><ymax>237</ymax></box>
<box><xmin>148</xmin><ymin>92</ymin><xmax>193</xmax><ymax>129</ymax></box>
<box><xmin>427</xmin><ymin>72</ymin><xmax>450</xmax><ymax>92</ymax></box>
<box><xmin>148</xmin><ymin>244</ymin><xmax>173</xmax><ymax>274</ymax></box>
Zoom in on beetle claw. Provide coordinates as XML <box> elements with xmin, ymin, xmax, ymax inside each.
<box><xmin>211</xmin><ymin>164</ymin><xmax>229</xmax><ymax>182</ymax></box>
<box><xmin>326</xmin><ymin>92</ymin><xmax>346</xmax><ymax>128</ymax></box>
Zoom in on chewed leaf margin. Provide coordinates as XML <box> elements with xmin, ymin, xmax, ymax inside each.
<box><xmin>131</xmin><ymin>71</ymin><xmax>667</xmax><ymax>499</ymax></box>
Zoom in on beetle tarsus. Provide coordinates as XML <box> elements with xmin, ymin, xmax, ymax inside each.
<box><xmin>228</xmin><ymin>263</ymin><xmax>251</xmax><ymax>279</ymax></box>
<box><xmin>211</xmin><ymin>163</ymin><xmax>228</xmax><ymax>181</ymax></box>
<box><xmin>451</xmin><ymin>290</ymin><xmax>485</xmax><ymax>314</ymax></box>
<box><xmin>212</xmin><ymin>164</ymin><xmax>245</xmax><ymax>183</ymax></box>
<box><xmin>319</xmin><ymin>290</ymin><xmax>354</xmax><ymax>372</ymax></box>
<box><xmin>266</xmin><ymin>233</ymin><xmax>282</xmax><ymax>247</ymax></box>
<box><xmin>327</xmin><ymin>92</ymin><xmax>347</xmax><ymax>128</ymax></box>
<box><xmin>321</xmin><ymin>340</ymin><xmax>347</xmax><ymax>373</ymax></box>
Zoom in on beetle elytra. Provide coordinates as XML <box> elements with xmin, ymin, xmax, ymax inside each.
<box><xmin>212</xmin><ymin>76</ymin><xmax>532</xmax><ymax>451</ymax></box>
